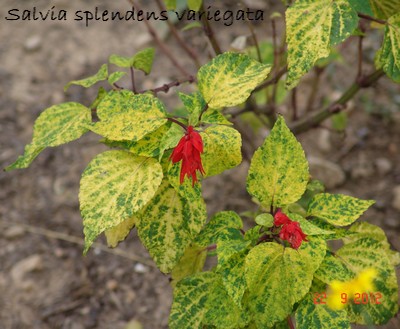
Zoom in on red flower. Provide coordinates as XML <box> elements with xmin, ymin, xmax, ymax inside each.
<box><xmin>274</xmin><ymin>210</ymin><xmax>307</xmax><ymax>249</ymax></box>
<box><xmin>170</xmin><ymin>126</ymin><xmax>205</xmax><ymax>186</ymax></box>
<box><xmin>274</xmin><ymin>210</ymin><xmax>291</xmax><ymax>226</ymax></box>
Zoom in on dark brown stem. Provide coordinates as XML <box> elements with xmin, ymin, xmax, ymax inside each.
<box><xmin>200</xmin><ymin>4</ymin><xmax>222</xmax><ymax>55</ymax></box>
<box><xmin>205</xmin><ymin>244</ymin><xmax>217</xmax><ymax>252</ymax></box>
<box><xmin>257</xmin><ymin>234</ymin><xmax>271</xmax><ymax>245</ymax></box>
<box><xmin>130</xmin><ymin>67</ymin><xmax>137</xmax><ymax>93</ymax></box>
<box><xmin>167</xmin><ymin>117</ymin><xmax>188</xmax><ymax>130</ymax></box>
<box><xmin>139</xmin><ymin>76</ymin><xmax>196</xmax><ymax>94</ymax></box>
<box><xmin>305</xmin><ymin>67</ymin><xmax>323</xmax><ymax>111</ymax></box>
<box><xmin>198</xmin><ymin>104</ymin><xmax>209</xmax><ymax>122</ymax></box>
<box><xmin>291</xmin><ymin>87</ymin><xmax>298</xmax><ymax>121</ymax></box>
<box><xmin>357</xmin><ymin>35</ymin><xmax>364</xmax><ymax>80</ymax></box>
<box><xmin>154</xmin><ymin>0</ymin><xmax>201</xmax><ymax>68</ymax></box>
<box><xmin>287</xmin><ymin>316</ymin><xmax>295</xmax><ymax>329</ymax></box>
<box><xmin>290</xmin><ymin>69</ymin><xmax>385</xmax><ymax>134</ymax></box>
<box><xmin>127</xmin><ymin>0</ymin><xmax>192</xmax><ymax>78</ymax></box>
<box><xmin>357</xmin><ymin>12</ymin><xmax>387</xmax><ymax>25</ymax></box>
<box><xmin>240</xmin><ymin>0</ymin><xmax>261</xmax><ymax>62</ymax></box>
<box><xmin>270</xmin><ymin>18</ymin><xmax>280</xmax><ymax>106</ymax></box>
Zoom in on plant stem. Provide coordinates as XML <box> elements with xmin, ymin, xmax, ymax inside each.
<box><xmin>198</xmin><ymin>103</ymin><xmax>209</xmax><ymax>122</ymax></box>
<box><xmin>127</xmin><ymin>0</ymin><xmax>192</xmax><ymax>78</ymax></box>
<box><xmin>291</xmin><ymin>87</ymin><xmax>298</xmax><ymax>121</ymax></box>
<box><xmin>139</xmin><ymin>76</ymin><xmax>196</xmax><ymax>94</ymax></box>
<box><xmin>287</xmin><ymin>316</ymin><xmax>295</xmax><ymax>329</ymax></box>
<box><xmin>130</xmin><ymin>67</ymin><xmax>137</xmax><ymax>93</ymax></box>
<box><xmin>305</xmin><ymin>67</ymin><xmax>323</xmax><ymax>111</ymax></box>
<box><xmin>357</xmin><ymin>12</ymin><xmax>387</xmax><ymax>25</ymax></box>
<box><xmin>154</xmin><ymin>0</ymin><xmax>201</xmax><ymax>68</ymax></box>
<box><xmin>290</xmin><ymin>69</ymin><xmax>385</xmax><ymax>134</ymax></box>
<box><xmin>240</xmin><ymin>0</ymin><xmax>261</xmax><ymax>62</ymax></box>
<box><xmin>357</xmin><ymin>35</ymin><xmax>364</xmax><ymax>80</ymax></box>
<box><xmin>253</xmin><ymin>66</ymin><xmax>287</xmax><ymax>93</ymax></box>
<box><xmin>270</xmin><ymin>17</ymin><xmax>280</xmax><ymax>106</ymax></box>
<box><xmin>167</xmin><ymin>117</ymin><xmax>187</xmax><ymax>130</ymax></box>
<box><xmin>200</xmin><ymin>3</ymin><xmax>222</xmax><ymax>55</ymax></box>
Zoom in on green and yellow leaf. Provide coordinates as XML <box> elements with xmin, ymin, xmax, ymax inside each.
<box><xmin>6</xmin><ymin>102</ymin><xmax>91</xmax><ymax>171</ymax></box>
<box><xmin>91</xmin><ymin>93</ymin><xmax>167</xmax><ymax>141</ymax></box>
<box><xmin>159</xmin><ymin>123</ymin><xmax>185</xmax><ymax>160</ymax></box>
<box><xmin>307</xmin><ymin>193</ymin><xmax>375</xmax><ymax>226</ymax></box>
<box><xmin>314</xmin><ymin>250</ymin><xmax>355</xmax><ymax>284</ymax></box>
<box><xmin>329</xmin><ymin>238</ymin><xmax>398</xmax><ymax>324</ymax></box>
<box><xmin>369</xmin><ymin>0</ymin><xmax>400</xmax><ymax>19</ymax></box>
<box><xmin>344</xmin><ymin>222</ymin><xmax>400</xmax><ymax>266</ymax></box>
<box><xmin>80</xmin><ymin>151</ymin><xmax>163</xmax><ymax>252</ymax></box>
<box><xmin>288</xmin><ymin>212</ymin><xmax>335</xmax><ymax>236</ymax></box>
<box><xmin>136</xmin><ymin>179</ymin><xmax>206</xmax><ymax>273</ymax></box>
<box><xmin>244</xmin><ymin>238</ymin><xmax>326</xmax><ymax>327</ymax></box>
<box><xmin>376</xmin><ymin>13</ymin><xmax>400</xmax><ymax>83</ymax></box>
<box><xmin>179</xmin><ymin>91</ymin><xmax>205</xmax><ymax>127</ymax></box>
<box><xmin>64</xmin><ymin>64</ymin><xmax>108</xmax><ymax>91</ymax></box>
<box><xmin>171</xmin><ymin>244</ymin><xmax>207</xmax><ymax>285</ymax></box>
<box><xmin>105</xmin><ymin>216</ymin><xmax>136</xmax><ymax>248</ymax></box>
<box><xmin>295</xmin><ymin>284</ymin><xmax>350</xmax><ymax>329</ymax></box>
<box><xmin>200</xmin><ymin>125</ymin><xmax>242</xmax><ymax>177</ymax></box>
<box><xmin>201</xmin><ymin>109</ymin><xmax>232</xmax><ymax>125</ymax></box>
<box><xmin>109</xmin><ymin>48</ymin><xmax>155</xmax><ymax>74</ymax></box>
<box><xmin>96</xmin><ymin>90</ymin><xmax>135</xmax><ymax>120</ymax></box>
<box><xmin>198</xmin><ymin>52</ymin><xmax>271</xmax><ymax>108</ymax></box>
<box><xmin>247</xmin><ymin>115</ymin><xmax>309</xmax><ymax>208</ymax></box>
<box><xmin>108</xmin><ymin>71</ymin><xmax>127</xmax><ymax>85</ymax></box>
<box><xmin>195</xmin><ymin>211</ymin><xmax>243</xmax><ymax>247</ymax></box>
<box><xmin>286</xmin><ymin>0</ymin><xmax>358</xmax><ymax>89</ymax></box>
<box><xmin>216</xmin><ymin>232</ymin><xmax>251</xmax><ymax>305</ymax></box>
<box><xmin>169</xmin><ymin>272</ymin><xmax>246</xmax><ymax>329</ymax></box>
<box><xmin>102</xmin><ymin>123</ymin><xmax>170</xmax><ymax>158</ymax></box>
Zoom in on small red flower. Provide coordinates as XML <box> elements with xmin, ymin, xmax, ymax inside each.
<box><xmin>274</xmin><ymin>210</ymin><xmax>291</xmax><ymax>226</ymax></box>
<box><xmin>274</xmin><ymin>210</ymin><xmax>307</xmax><ymax>249</ymax></box>
<box><xmin>170</xmin><ymin>126</ymin><xmax>205</xmax><ymax>186</ymax></box>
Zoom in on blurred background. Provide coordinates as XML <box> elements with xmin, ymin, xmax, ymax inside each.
<box><xmin>0</xmin><ymin>0</ymin><xmax>399</xmax><ymax>328</ymax></box>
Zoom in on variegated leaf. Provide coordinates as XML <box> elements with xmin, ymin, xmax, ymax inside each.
<box><xmin>369</xmin><ymin>0</ymin><xmax>400</xmax><ymax>19</ymax></box>
<box><xmin>102</xmin><ymin>124</ymin><xmax>170</xmax><ymax>158</ymax></box>
<box><xmin>105</xmin><ymin>216</ymin><xmax>136</xmax><ymax>248</ymax></box>
<box><xmin>216</xmin><ymin>231</ymin><xmax>251</xmax><ymax>305</ymax></box>
<box><xmin>344</xmin><ymin>222</ymin><xmax>400</xmax><ymax>267</ymax></box>
<box><xmin>286</xmin><ymin>0</ymin><xmax>358</xmax><ymax>89</ymax></box>
<box><xmin>136</xmin><ymin>179</ymin><xmax>206</xmax><ymax>273</ymax></box>
<box><xmin>244</xmin><ymin>238</ymin><xmax>326</xmax><ymax>328</ymax></box>
<box><xmin>295</xmin><ymin>281</ymin><xmax>350</xmax><ymax>329</ymax></box>
<box><xmin>200</xmin><ymin>125</ymin><xmax>242</xmax><ymax>177</ymax></box>
<box><xmin>377</xmin><ymin>13</ymin><xmax>400</xmax><ymax>83</ymax></box>
<box><xmin>195</xmin><ymin>211</ymin><xmax>243</xmax><ymax>247</ymax></box>
<box><xmin>247</xmin><ymin>115</ymin><xmax>309</xmax><ymax>208</ymax></box>
<box><xmin>91</xmin><ymin>93</ymin><xmax>167</xmax><ymax>141</ymax></box>
<box><xmin>109</xmin><ymin>48</ymin><xmax>155</xmax><ymax>74</ymax></box>
<box><xmin>80</xmin><ymin>151</ymin><xmax>163</xmax><ymax>252</ymax></box>
<box><xmin>198</xmin><ymin>52</ymin><xmax>271</xmax><ymax>108</ymax></box>
<box><xmin>169</xmin><ymin>272</ymin><xmax>246</xmax><ymax>329</ymax></box>
<box><xmin>288</xmin><ymin>212</ymin><xmax>334</xmax><ymax>236</ymax></box>
<box><xmin>171</xmin><ymin>244</ymin><xmax>207</xmax><ymax>285</ymax></box>
<box><xmin>6</xmin><ymin>102</ymin><xmax>91</xmax><ymax>171</ymax></box>
<box><xmin>307</xmin><ymin>193</ymin><xmax>374</xmax><ymax>226</ymax></box>
<box><xmin>64</xmin><ymin>64</ymin><xmax>108</xmax><ymax>91</ymax></box>
<box><xmin>336</xmin><ymin>238</ymin><xmax>398</xmax><ymax>324</ymax></box>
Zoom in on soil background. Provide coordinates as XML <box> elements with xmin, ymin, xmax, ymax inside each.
<box><xmin>0</xmin><ymin>1</ymin><xmax>399</xmax><ymax>328</ymax></box>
